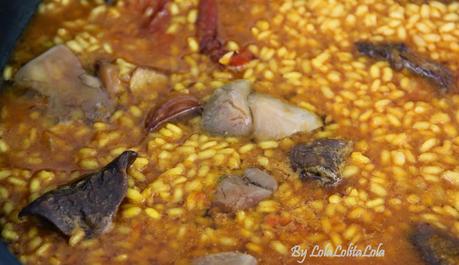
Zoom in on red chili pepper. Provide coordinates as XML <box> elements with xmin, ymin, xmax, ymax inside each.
<box><xmin>197</xmin><ymin>0</ymin><xmax>225</xmax><ymax>61</ymax></box>
<box><xmin>129</xmin><ymin>0</ymin><xmax>154</xmax><ymax>12</ymax></box>
<box><xmin>196</xmin><ymin>0</ymin><xmax>254</xmax><ymax>68</ymax></box>
<box><xmin>129</xmin><ymin>0</ymin><xmax>170</xmax><ymax>33</ymax></box>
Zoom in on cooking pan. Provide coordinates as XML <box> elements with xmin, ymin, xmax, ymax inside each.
<box><xmin>0</xmin><ymin>1</ymin><xmax>40</xmax><ymax>263</ymax></box>
<box><xmin>0</xmin><ymin>0</ymin><xmax>40</xmax><ymax>84</ymax></box>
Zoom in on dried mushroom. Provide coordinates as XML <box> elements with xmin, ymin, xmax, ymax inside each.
<box><xmin>193</xmin><ymin>252</ymin><xmax>257</xmax><ymax>265</ymax></box>
<box><xmin>356</xmin><ymin>41</ymin><xmax>456</xmax><ymax>93</ymax></box>
<box><xmin>290</xmin><ymin>139</ymin><xmax>353</xmax><ymax>186</ymax></box>
<box><xmin>19</xmin><ymin>151</ymin><xmax>138</xmax><ymax>238</ymax></box>
<box><xmin>145</xmin><ymin>95</ymin><xmax>202</xmax><ymax>132</ymax></box>
<box><xmin>14</xmin><ymin>45</ymin><xmax>114</xmax><ymax>122</ymax></box>
<box><xmin>410</xmin><ymin>223</ymin><xmax>459</xmax><ymax>265</ymax></box>
<box><xmin>213</xmin><ymin>168</ymin><xmax>277</xmax><ymax>212</ymax></box>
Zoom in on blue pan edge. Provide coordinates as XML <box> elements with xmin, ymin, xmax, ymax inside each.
<box><xmin>0</xmin><ymin>241</ymin><xmax>21</xmax><ymax>265</ymax></box>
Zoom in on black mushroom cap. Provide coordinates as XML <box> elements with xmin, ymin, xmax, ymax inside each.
<box><xmin>289</xmin><ymin>139</ymin><xmax>353</xmax><ymax>186</ymax></box>
<box><xmin>355</xmin><ymin>41</ymin><xmax>456</xmax><ymax>93</ymax></box>
<box><xmin>410</xmin><ymin>223</ymin><xmax>459</xmax><ymax>265</ymax></box>
<box><xmin>19</xmin><ymin>151</ymin><xmax>138</xmax><ymax>238</ymax></box>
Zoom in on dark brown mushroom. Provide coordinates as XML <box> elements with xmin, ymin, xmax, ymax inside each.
<box><xmin>410</xmin><ymin>223</ymin><xmax>459</xmax><ymax>265</ymax></box>
<box><xmin>356</xmin><ymin>41</ymin><xmax>456</xmax><ymax>93</ymax></box>
<box><xmin>289</xmin><ymin>139</ymin><xmax>353</xmax><ymax>186</ymax></box>
<box><xmin>19</xmin><ymin>151</ymin><xmax>138</xmax><ymax>238</ymax></box>
<box><xmin>145</xmin><ymin>95</ymin><xmax>202</xmax><ymax>132</ymax></box>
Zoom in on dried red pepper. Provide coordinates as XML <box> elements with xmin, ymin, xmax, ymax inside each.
<box><xmin>197</xmin><ymin>0</ymin><xmax>254</xmax><ymax>68</ymax></box>
<box><xmin>146</xmin><ymin>0</ymin><xmax>170</xmax><ymax>33</ymax></box>
<box><xmin>129</xmin><ymin>0</ymin><xmax>171</xmax><ymax>33</ymax></box>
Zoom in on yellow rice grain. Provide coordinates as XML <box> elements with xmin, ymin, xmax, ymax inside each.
<box><xmin>270</xmin><ymin>241</ymin><xmax>288</xmax><ymax>255</ymax></box>
<box><xmin>257</xmin><ymin>156</ymin><xmax>269</xmax><ymax>167</ymax></box>
<box><xmin>145</xmin><ymin>208</ymin><xmax>161</xmax><ymax>220</ymax></box>
<box><xmin>167</xmin><ymin>208</ymin><xmax>184</xmax><ymax>217</ymax></box>
<box><xmin>36</xmin><ymin>243</ymin><xmax>51</xmax><ymax>256</ymax></box>
<box><xmin>239</xmin><ymin>143</ymin><xmax>256</xmax><ymax>154</ymax></box>
<box><xmin>197</xmin><ymin>149</ymin><xmax>217</xmax><ymax>160</ymax></box>
<box><xmin>79</xmin><ymin>159</ymin><xmax>99</xmax><ymax>170</ymax></box>
<box><xmin>126</xmin><ymin>188</ymin><xmax>144</xmax><ymax>203</ymax></box>
<box><xmin>258</xmin><ymin>140</ymin><xmax>279</xmax><ymax>149</ymax></box>
<box><xmin>420</xmin><ymin>138</ymin><xmax>438</xmax><ymax>152</ymax></box>
<box><xmin>68</xmin><ymin>229</ymin><xmax>85</xmax><ymax>247</ymax></box>
<box><xmin>122</xmin><ymin>207</ymin><xmax>142</xmax><ymax>218</ymax></box>
<box><xmin>1</xmin><ymin>227</ymin><xmax>18</xmax><ymax>241</ymax></box>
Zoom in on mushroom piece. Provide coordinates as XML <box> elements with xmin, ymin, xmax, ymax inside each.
<box><xmin>202</xmin><ymin>80</ymin><xmax>253</xmax><ymax>137</ymax></box>
<box><xmin>14</xmin><ymin>45</ymin><xmax>114</xmax><ymax>122</ymax></box>
<box><xmin>356</xmin><ymin>41</ymin><xmax>456</xmax><ymax>93</ymax></box>
<box><xmin>19</xmin><ymin>151</ymin><xmax>138</xmax><ymax>238</ymax></box>
<box><xmin>248</xmin><ymin>93</ymin><xmax>323</xmax><ymax>140</ymax></box>
<box><xmin>193</xmin><ymin>252</ymin><xmax>257</xmax><ymax>265</ymax></box>
<box><xmin>410</xmin><ymin>223</ymin><xmax>459</xmax><ymax>265</ymax></box>
<box><xmin>290</xmin><ymin>139</ymin><xmax>353</xmax><ymax>186</ymax></box>
<box><xmin>213</xmin><ymin>168</ymin><xmax>277</xmax><ymax>212</ymax></box>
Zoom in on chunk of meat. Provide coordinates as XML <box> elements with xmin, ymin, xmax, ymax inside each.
<box><xmin>213</xmin><ymin>168</ymin><xmax>277</xmax><ymax>212</ymax></box>
<box><xmin>202</xmin><ymin>80</ymin><xmax>253</xmax><ymax>137</ymax></box>
<box><xmin>129</xmin><ymin>67</ymin><xmax>168</xmax><ymax>96</ymax></box>
<box><xmin>248</xmin><ymin>93</ymin><xmax>323</xmax><ymax>140</ymax></box>
<box><xmin>193</xmin><ymin>252</ymin><xmax>257</xmax><ymax>265</ymax></box>
<box><xmin>197</xmin><ymin>0</ymin><xmax>254</xmax><ymax>68</ymax></box>
<box><xmin>244</xmin><ymin>168</ymin><xmax>278</xmax><ymax>192</ymax></box>
<box><xmin>356</xmin><ymin>41</ymin><xmax>456</xmax><ymax>93</ymax></box>
<box><xmin>97</xmin><ymin>61</ymin><xmax>123</xmax><ymax>96</ymax></box>
<box><xmin>14</xmin><ymin>45</ymin><xmax>114</xmax><ymax>122</ymax></box>
<box><xmin>19</xmin><ymin>151</ymin><xmax>138</xmax><ymax>237</ymax></box>
<box><xmin>410</xmin><ymin>223</ymin><xmax>459</xmax><ymax>265</ymax></box>
<box><xmin>290</xmin><ymin>139</ymin><xmax>353</xmax><ymax>186</ymax></box>
<box><xmin>145</xmin><ymin>95</ymin><xmax>202</xmax><ymax>132</ymax></box>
